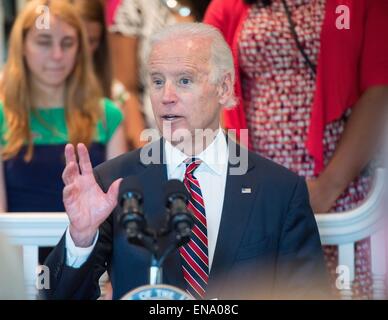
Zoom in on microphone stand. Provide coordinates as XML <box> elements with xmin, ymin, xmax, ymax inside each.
<box><xmin>124</xmin><ymin>225</ymin><xmax>190</xmax><ymax>286</ymax></box>
<box><xmin>150</xmin><ymin>222</ymin><xmax>191</xmax><ymax>285</ymax></box>
<box><xmin>149</xmin><ymin>254</ymin><xmax>163</xmax><ymax>285</ymax></box>
<box><xmin>149</xmin><ymin>243</ymin><xmax>179</xmax><ymax>285</ymax></box>
<box><xmin>122</xmin><ymin>196</ymin><xmax>192</xmax><ymax>286</ymax></box>
<box><xmin>123</xmin><ymin>227</ymin><xmax>181</xmax><ymax>286</ymax></box>
<box><xmin>122</xmin><ymin>224</ymin><xmax>163</xmax><ymax>285</ymax></box>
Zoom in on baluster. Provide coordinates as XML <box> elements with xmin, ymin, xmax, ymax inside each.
<box><xmin>23</xmin><ymin>245</ymin><xmax>38</xmax><ymax>300</ymax></box>
<box><xmin>371</xmin><ymin>229</ymin><xmax>386</xmax><ymax>299</ymax></box>
<box><xmin>338</xmin><ymin>242</ymin><xmax>355</xmax><ymax>300</ymax></box>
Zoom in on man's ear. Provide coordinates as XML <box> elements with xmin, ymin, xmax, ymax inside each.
<box><xmin>217</xmin><ymin>73</ymin><xmax>233</xmax><ymax>106</ymax></box>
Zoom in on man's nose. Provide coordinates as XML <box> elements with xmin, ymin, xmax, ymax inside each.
<box><xmin>162</xmin><ymin>81</ymin><xmax>178</xmax><ymax>105</ymax></box>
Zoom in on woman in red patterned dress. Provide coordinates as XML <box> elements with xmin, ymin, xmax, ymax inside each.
<box><xmin>205</xmin><ymin>0</ymin><xmax>388</xmax><ymax>298</ymax></box>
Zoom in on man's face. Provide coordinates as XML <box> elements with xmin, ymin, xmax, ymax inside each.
<box><xmin>148</xmin><ymin>37</ymin><xmax>222</xmax><ymax>145</ymax></box>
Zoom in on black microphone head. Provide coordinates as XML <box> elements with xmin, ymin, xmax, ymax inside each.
<box><xmin>119</xmin><ymin>175</ymin><xmax>143</xmax><ymax>205</ymax></box>
<box><xmin>164</xmin><ymin>179</ymin><xmax>194</xmax><ymax>246</ymax></box>
<box><xmin>164</xmin><ymin>179</ymin><xmax>189</xmax><ymax>206</ymax></box>
<box><xmin>118</xmin><ymin>176</ymin><xmax>146</xmax><ymax>242</ymax></box>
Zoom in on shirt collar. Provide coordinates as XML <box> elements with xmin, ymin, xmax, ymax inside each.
<box><xmin>164</xmin><ymin>128</ymin><xmax>228</xmax><ymax>176</ymax></box>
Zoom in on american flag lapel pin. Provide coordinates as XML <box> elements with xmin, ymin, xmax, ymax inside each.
<box><xmin>241</xmin><ymin>187</ymin><xmax>251</xmax><ymax>194</ymax></box>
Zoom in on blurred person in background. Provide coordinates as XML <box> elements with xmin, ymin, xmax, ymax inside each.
<box><xmin>0</xmin><ymin>0</ymin><xmax>126</xmax><ymax>262</ymax></box>
<box><xmin>205</xmin><ymin>0</ymin><xmax>388</xmax><ymax>298</ymax></box>
<box><xmin>71</xmin><ymin>0</ymin><xmax>142</xmax><ymax>151</ymax></box>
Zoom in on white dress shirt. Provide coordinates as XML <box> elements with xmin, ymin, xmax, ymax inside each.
<box><xmin>66</xmin><ymin>129</ymin><xmax>229</xmax><ymax>271</ymax></box>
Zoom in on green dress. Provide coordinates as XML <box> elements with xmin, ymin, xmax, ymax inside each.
<box><xmin>0</xmin><ymin>98</ymin><xmax>123</xmax><ymax>212</ymax></box>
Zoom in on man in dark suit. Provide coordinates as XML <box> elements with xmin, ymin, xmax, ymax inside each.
<box><xmin>42</xmin><ymin>23</ymin><xmax>329</xmax><ymax>300</ymax></box>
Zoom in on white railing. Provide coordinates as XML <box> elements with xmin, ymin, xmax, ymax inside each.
<box><xmin>315</xmin><ymin>168</ymin><xmax>387</xmax><ymax>299</ymax></box>
<box><xmin>0</xmin><ymin>169</ymin><xmax>386</xmax><ymax>299</ymax></box>
<box><xmin>0</xmin><ymin>213</ymin><xmax>68</xmax><ymax>299</ymax></box>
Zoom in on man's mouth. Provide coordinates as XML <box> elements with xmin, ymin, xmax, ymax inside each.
<box><xmin>161</xmin><ymin>115</ymin><xmax>182</xmax><ymax>121</ymax></box>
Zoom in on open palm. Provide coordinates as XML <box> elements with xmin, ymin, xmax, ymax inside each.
<box><xmin>62</xmin><ymin>143</ymin><xmax>122</xmax><ymax>246</ymax></box>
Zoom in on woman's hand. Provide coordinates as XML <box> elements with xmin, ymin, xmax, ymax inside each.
<box><xmin>306</xmin><ymin>176</ymin><xmax>342</xmax><ymax>214</ymax></box>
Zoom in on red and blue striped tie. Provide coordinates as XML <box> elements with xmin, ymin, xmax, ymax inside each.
<box><xmin>179</xmin><ymin>158</ymin><xmax>209</xmax><ymax>300</ymax></box>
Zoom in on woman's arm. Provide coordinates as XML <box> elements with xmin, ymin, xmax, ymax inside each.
<box><xmin>307</xmin><ymin>85</ymin><xmax>388</xmax><ymax>213</ymax></box>
<box><xmin>0</xmin><ymin>155</ymin><xmax>8</xmax><ymax>212</ymax></box>
<box><xmin>106</xmin><ymin>124</ymin><xmax>127</xmax><ymax>160</ymax></box>
<box><xmin>308</xmin><ymin>1</ymin><xmax>388</xmax><ymax>213</ymax></box>
<box><xmin>109</xmin><ymin>33</ymin><xmax>146</xmax><ymax>149</ymax></box>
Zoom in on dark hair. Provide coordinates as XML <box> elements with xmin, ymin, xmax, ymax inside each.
<box><xmin>243</xmin><ymin>0</ymin><xmax>272</xmax><ymax>5</ymax></box>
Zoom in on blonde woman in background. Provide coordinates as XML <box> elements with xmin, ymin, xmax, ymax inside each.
<box><xmin>0</xmin><ymin>0</ymin><xmax>126</xmax><ymax>261</ymax></box>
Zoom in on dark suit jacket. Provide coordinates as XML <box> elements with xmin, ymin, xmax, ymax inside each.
<box><xmin>41</xmin><ymin>139</ymin><xmax>329</xmax><ymax>300</ymax></box>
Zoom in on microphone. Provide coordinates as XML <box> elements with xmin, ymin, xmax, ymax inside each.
<box><xmin>164</xmin><ymin>179</ymin><xmax>194</xmax><ymax>247</ymax></box>
<box><xmin>118</xmin><ymin>176</ymin><xmax>146</xmax><ymax>244</ymax></box>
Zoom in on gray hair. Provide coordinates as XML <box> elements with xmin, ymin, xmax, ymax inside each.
<box><xmin>149</xmin><ymin>23</ymin><xmax>236</xmax><ymax>108</ymax></box>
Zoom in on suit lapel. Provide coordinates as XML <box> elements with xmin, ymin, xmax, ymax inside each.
<box><xmin>206</xmin><ymin>142</ymin><xmax>259</xmax><ymax>299</ymax></box>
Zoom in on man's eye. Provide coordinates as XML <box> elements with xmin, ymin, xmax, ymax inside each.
<box><xmin>179</xmin><ymin>78</ymin><xmax>192</xmax><ymax>85</ymax></box>
<box><xmin>153</xmin><ymin>79</ymin><xmax>163</xmax><ymax>86</ymax></box>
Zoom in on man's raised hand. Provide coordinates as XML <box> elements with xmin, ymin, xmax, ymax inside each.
<box><xmin>62</xmin><ymin>143</ymin><xmax>122</xmax><ymax>247</ymax></box>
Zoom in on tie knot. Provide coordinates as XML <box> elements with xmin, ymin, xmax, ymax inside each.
<box><xmin>184</xmin><ymin>157</ymin><xmax>201</xmax><ymax>176</ymax></box>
